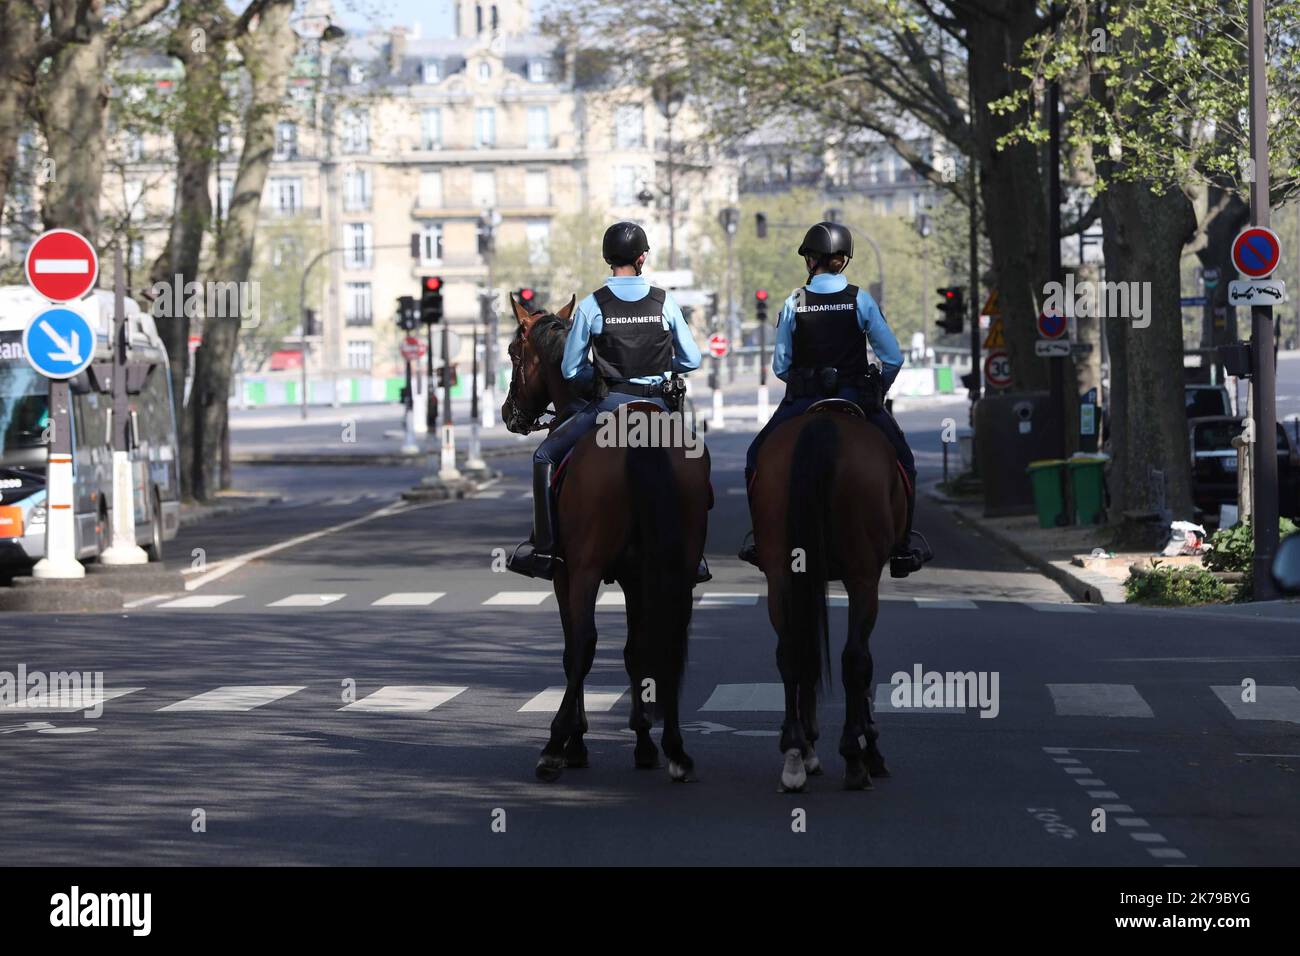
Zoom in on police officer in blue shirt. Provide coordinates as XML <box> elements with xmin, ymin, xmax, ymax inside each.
<box><xmin>507</xmin><ymin>221</ymin><xmax>706</xmax><ymax>581</ymax></box>
<box><xmin>738</xmin><ymin>221</ymin><xmax>932</xmax><ymax>577</ymax></box>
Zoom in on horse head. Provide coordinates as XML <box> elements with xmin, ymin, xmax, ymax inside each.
<box><xmin>502</xmin><ymin>292</ymin><xmax>575</xmax><ymax>435</ymax></box>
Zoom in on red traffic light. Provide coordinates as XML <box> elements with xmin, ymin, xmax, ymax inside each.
<box><xmin>755</xmin><ymin>289</ymin><xmax>768</xmax><ymax>301</ymax></box>
<box><xmin>424</xmin><ymin>276</ymin><xmax>442</xmax><ymax>291</ymax></box>
<box><xmin>519</xmin><ymin>288</ymin><xmax>535</xmax><ymax>302</ymax></box>
<box><xmin>944</xmin><ymin>290</ymin><xmax>955</xmax><ymax>299</ymax></box>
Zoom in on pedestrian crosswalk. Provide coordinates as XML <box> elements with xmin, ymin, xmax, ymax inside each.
<box><xmin>149</xmin><ymin>590</ymin><xmax>1103</xmax><ymax>614</ymax></box>
<box><xmin>12</xmin><ymin>680</ymin><xmax>1297</xmax><ymax>725</ymax></box>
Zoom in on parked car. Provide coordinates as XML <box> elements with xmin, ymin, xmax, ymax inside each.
<box><xmin>1185</xmin><ymin>383</ymin><xmax>1233</xmax><ymax>418</ymax></box>
<box><xmin>1189</xmin><ymin>415</ymin><xmax>1300</xmax><ymax>521</ymax></box>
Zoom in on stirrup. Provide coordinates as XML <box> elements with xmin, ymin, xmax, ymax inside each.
<box><xmin>889</xmin><ymin>532</ymin><xmax>933</xmax><ymax>578</ymax></box>
<box><xmin>695</xmin><ymin>557</ymin><xmax>712</xmax><ymax>584</ymax></box>
<box><xmin>737</xmin><ymin>531</ymin><xmax>759</xmax><ymax>567</ymax></box>
<box><xmin>506</xmin><ymin>540</ymin><xmax>561</xmax><ymax>580</ymax></box>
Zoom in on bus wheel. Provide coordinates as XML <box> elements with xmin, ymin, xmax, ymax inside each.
<box><xmin>144</xmin><ymin>490</ymin><xmax>164</xmax><ymax>562</ymax></box>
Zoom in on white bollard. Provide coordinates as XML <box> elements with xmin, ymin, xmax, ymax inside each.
<box><xmin>481</xmin><ymin>386</ymin><xmax>496</xmax><ymax>430</ymax></box>
<box><xmin>32</xmin><ymin>451</ymin><xmax>84</xmax><ymax>579</ymax></box>
<box><xmin>757</xmin><ymin>385</ymin><xmax>770</xmax><ymax>423</ymax></box>
<box><xmin>710</xmin><ymin>387</ymin><xmax>725</xmax><ymax>430</ymax></box>
<box><xmin>98</xmin><ymin>449</ymin><xmax>147</xmax><ymax>565</ymax></box>
<box><xmin>411</xmin><ymin>373</ymin><xmax>428</xmax><ymax>436</ymax></box>
<box><xmin>464</xmin><ymin>419</ymin><xmax>487</xmax><ymax>474</ymax></box>
<box><xmin>439</xmin><ymin>423</ymin><xmax>461</xmax><ymax>480</ymax></box>
<box><xmin>400</xmin><ymin>406</ymin><xmax>420</xmax><ymax>455</ymax></box>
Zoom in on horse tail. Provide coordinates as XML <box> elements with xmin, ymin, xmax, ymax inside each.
<box><xmin>626</xmin><ymin>444</ymin><xmax>691</xmax><ymax>693</ymax></box>
<box><xmin>783</xmin><ymin>415</ymin><xmax>837</xmax><ymax>689</ymax></box>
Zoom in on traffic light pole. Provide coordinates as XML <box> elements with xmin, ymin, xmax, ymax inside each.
<box><xmin>438</xmin><ymin>321</ymin><xmax>460</xmax><ymax>481</ymax></box>
<box><xmin>1248</xmin><ymin>0</ymin><xmax>1280</xmax><ymax>600</ymax></box>
<box><xmin>400</xmin><ymin>356</ymin><xmax>419</xmax><ymax>455</ymax></box>
<box><xmin>463</xmin><ymin>325</ymin><xmax>488</xmax><ymax>477</ymax></box>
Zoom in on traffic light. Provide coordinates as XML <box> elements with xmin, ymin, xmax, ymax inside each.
<box><xmin>755</xmin><ymin>289</ymin><xmax>769</xmax><ymax>323</ymax></box>
<box><xmin>303</xmin><ymin>308</ymin><xmax>318</xmax><ymax>337</ymax></box>
<box><xmin>515</xmin><ymin>287</ymin><xmax>536</xmax><ymax>311</ymax></box>
<box><xmin>707</xmin><ymin>291</ymin><xmax>719</xmax><ymax>320</ymax></box>
<box><xmin>396</xmin><ymin>296</ymin><xmax>417</xmax><ymax>331</ymax></box>
<box><xmin>936</xmin><ymin>286</ymin><xmax>964</xmax><ymax>335</ymax></box>
<box><xmin>420</xmin><ymin>276</ymin><xmax>443</xmax><ymax>325</ymax></box>
<box><xmin>477</xmin><ymin>217</ymin><xmax>494</xmax><ymax>256</ymax></box>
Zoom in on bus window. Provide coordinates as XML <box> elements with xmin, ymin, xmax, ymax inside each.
<box><xmin>0</xmin><ymin>365</ymin><xmax>50</xmax><ymax>456</ymax></box>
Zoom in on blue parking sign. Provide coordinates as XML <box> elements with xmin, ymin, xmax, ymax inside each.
<box><xmin>23</xmin><ymin>307</ymin><xmax>97</xmax><ymax>379</ymax></box>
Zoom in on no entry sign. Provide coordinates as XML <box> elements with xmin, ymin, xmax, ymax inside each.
<box><xmin>707</xmin><ymin>334</ymin><xmax>729</xmax><ymax>358</ymax></box>
<box><xmin>399</xmin><ymin>336</ymin><xmax>427</xmax><ymax>362</ymax></box>
<box><xmin>24</xmin><ymin>229</ymin><xmax>99</xmax><ymax>302</ymax></box>
<box><xmin>1231</xmin><ymin>226</ymin><xmax>1282</xmax><ymax>279</ymax></box>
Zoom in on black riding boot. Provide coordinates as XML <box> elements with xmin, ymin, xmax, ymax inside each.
<box><xmin>738</xmin><ymin>468</ymin><xmax>760</xmax><ymax>566</ymax></box>
<box><xmin>507</xmin><ymin>461</ymin><xmax>561</xmax><ymax>580</ymax></box>
<box><xmin>889</xmin><ymin>485</ymin><xmax>933</xmax><ymax>578</ymax></box>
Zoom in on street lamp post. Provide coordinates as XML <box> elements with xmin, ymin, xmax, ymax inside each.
<box><xmin>719</xmin><ymin>206</ymin><xmax>739</xmax><ymax>384</ymax></box>
<box><xmin>652</xmin><ymin>76</ymin><xmax>686</xmax><ymax>270</ymax></box>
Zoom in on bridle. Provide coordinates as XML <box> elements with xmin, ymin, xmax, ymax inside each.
<box><xmin>503</xmin><ymin>320</ymin><xmax>555</xmax><ymax>435</ymax></box>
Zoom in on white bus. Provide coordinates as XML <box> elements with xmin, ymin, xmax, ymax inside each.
<box><xmin>0</xmin><ymin>285</ymin><xmax>180</xmax><ymax>565</ymax></box>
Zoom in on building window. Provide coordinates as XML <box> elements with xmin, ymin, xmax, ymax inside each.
<box><xmin>474</xmin><ymin>107</ymin><xmax>496</xmax><ymax>148</ymax></box>
<box><xmin>528</xmin><ymin>60</ymin><xmax>547</xmax><ymax>83</ymax></box>
<box><xmin>613</xmin><ymin>166</ymin><xmax>641</xmax><ymax>206</ymax></box>
<box><xmin>216</xmin><ymin>177</ymin><xmax>233</xmax><ymax>220</ymax></box>
<box><xmin>418</xmin><ymin>170</ymin><xmax>443</xmax><ymax>208</ymax></box>
<box><xmin>422</xmin><ymin>61</ymin><xmax>441</xmax><ymax>84</ymax></box>
<box><xmin>478</xmin><ymin>61</ymin><xmax>491</xmax><ymax>82</ymax></box>
<box><xmin>124</xmin><ymin>180</ymin><xmax>145</xmax><ymax>221</ymax></box>
<box><xmin>274</xmin><ymin>121</ymin><xmax>298</xmax><ymax>160</ymax></box>
<box><xmin>339</xmin><ymin>109</ymin><xmax>369</xmax><ymax>154</ymax></box>
<box><xmin>525</xmin><ymin>169</ymin><xmax>549</xmax><ymax>207</ymax></box>
<box><xmin>343</xmin><ymin>168</ymin><xmax>371</xmax><ymax>211</ymax></box>
<box><xmin>525</xmin><ymin>221</ymin><xmax>549</xmax><ymax>264</ymax></box>
<box><xmin>614</xmin><ymin>105</ymin><xmax>645</xmax><ymax>149</ymax></box>
<box><xmin>345</xmin><ymin>283</ymin><xmax>373</xmax><ymax>326</ymax></box>
<box><xmin>124</xmin><ymin>129</ymin><xmax>144</xmax><ymax>163</ymax></box>
<box><xmin>128</xmin><ymin>238</ymin><xmax>145</xmax><ymax>269</ymax></box>
<box><xmin>344</xmin><ymin>222</ymin><xmax>372</xmax><ymax>269</ymax></box>
<box><xmin>420</xmin><ymin>108</ymin><xmax>442</xmax><ymax>150</ymax></box>
<box><xmin>268</xmin><ymin>176</ymin><xmax>303</xmax><ymax>215</ymax></box>
<box><xmin>419</xmin><ymin>222</ymin><xmax>444</xmax><ymax>265</ymax></box>
<box><xmin>527</xmin><ymin>106</ymin><xmax>549</xmax><ymax>150</ymax></box>
<box><xmin>472</xmin><ymin>169</ymin><xmax>496</xmax><ymax>208</ymax></box>
<box><xmin>346</xmin><ymin>340</ymin><xmax>373</xmax><ymax>369</ymax></box>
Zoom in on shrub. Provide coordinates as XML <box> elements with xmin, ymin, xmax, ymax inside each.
<box><xmin>1124</xmin><ymin>564</ymin><xmax>1232</xmax><ymax>606</ymax></box>
<box><xmin>1205</xmin><ymin>517</ymin><xmax>1298</xmax><ymax>599</ymax></box>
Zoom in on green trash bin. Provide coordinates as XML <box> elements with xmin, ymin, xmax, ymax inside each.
<box><xmin>1068</xmin><ymin>455</ymin><xmax>1107</xmax><ymax>525</ymax></box>
<box><xmin>1026</xmin><ymin>459</ymin><xmax>1069</xmax><ymax>528</ymax></box>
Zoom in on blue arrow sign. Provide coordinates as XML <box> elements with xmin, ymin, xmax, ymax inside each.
<box><xmin>22</xmin><ymin>307</ymin><xmax>96</xmax><ymax>379</ymax></box>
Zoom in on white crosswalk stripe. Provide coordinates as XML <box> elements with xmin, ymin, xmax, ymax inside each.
<box><xmin>1211</xmin><ymin>685</ymin><xmax>1300</xmax><ymax>724</ymax></box>
<box><xmin>268</xmin><ymin>594</ymin><xmax>345</xmax><ymax>608</ymax></box>
<box><xmin>873</xmin><ymin>683</ymin><xmax>967</xmax><ymax>715</ymax></box>
<box><xmin>371</xmin><ymin>592</ymin><xmax>446</xmax><ymax>607</ymax></box>
<box><xmin>697</xmin><ymin>593</ymin><xmax>759</xmax><ymax>607</ymax></box>
<box><xmin>518</xmin><ymin>686</ymin><xmax>627</xmax><ymax>713</ymax></box>
<box><xmin>699</xmin><ymin>683</ymin><xmax>784</xmax><ymax>711</ymax></box>
<box><xmin>1048</xmin><ymin>683</ymin><xmax>1155</xmax><ymax>718</ymax></box>
<box><xmin>596</xmin><ymin>591</ymin><xmax>626</xmax><ymax>608</ymax></box>
<box><xmin>157</xmin><ymin>594</ymin><xmax>243</xmax><ymax>609</ymax></box>
<box><xmin>340</xmin><ymin>686</ymin><xmax>467</xmax><ymax>713</ymax></box>
<box><xmin>483</xmin><ymin>591</ymin><xmax>551</xmax><ymax>606</ymax></box>
<box><xmin>0</xmin><ymin>687</ymin><xmax>143</xmax><ymax>713</ymax></box>
<box><xmin>159</xmin><ymin>685</ymin><xmax>306</xmax><ymax>712</ymax></box>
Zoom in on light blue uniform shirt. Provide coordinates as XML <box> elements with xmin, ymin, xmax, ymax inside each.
<box><xmin>771</xmin><ymin>273</ymin><xmax>903</xmax><ymax>390</ymax></box>
<box><xmin>562</xmin><ymin>275</ymin><xmax>702</xmax><ymax>388</ymax></box>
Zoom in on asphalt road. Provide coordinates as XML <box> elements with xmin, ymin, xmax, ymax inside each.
<box><xmin>0</xmin><ymin>402</ymin><xmax>1296</xmax><ymax>866</ymax></box>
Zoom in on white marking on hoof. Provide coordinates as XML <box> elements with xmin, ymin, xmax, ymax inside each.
<box><xmin>780</xmin><ymin>748</ymin><xmax>807</xmax><ymax>792</ymax></box>
<box><xmin>804</xmin><ymin>749</ymin><xmax>823</xmax><ymax>775</ymax></box>
<box><xmin>668</xmin><ymin>760</ymin><xmax>690</xmax><ymax>782</ymax></box>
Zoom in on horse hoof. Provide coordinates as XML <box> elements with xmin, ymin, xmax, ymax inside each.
<box><xmin>780</xmin><ymin>749</ymin><xmax>807</xmax><ymax>792</ymax></box>
<box><xmin>634</xmin><ymin>743</ymin><xmax>661</xmax><ymax>769</ymax></box>
<box><xmin>843</xmin><ymin>760</ymin><xmax>874</xmax><ymax>791</ymax></box>
<box><xmin>564</xmin><ymin>741</ymin><xmax>589</xmax><ymax>768</ymax></box>
<box><xmin>668</xmin><ymin>759</ymin><xmax>693</xmax><ymax>782</ymax></box>
<box><xmin>535</xmin><ymin>756</ymin><xmax>565</xmax><ymax>782</ymax></box>
<box><xmin>804</xmin><ymin>749</ymin><xmax>823</xmax><ymax>776</ymax></box>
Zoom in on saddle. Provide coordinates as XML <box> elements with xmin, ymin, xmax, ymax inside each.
<box><xmin>807</xmin><ymin>397</ymin><xmax>866</xmax><ymax>419</ymax></box>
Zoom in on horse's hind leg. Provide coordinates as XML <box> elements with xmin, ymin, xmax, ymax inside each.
<box><xmin>772</xmin><ymin>590</ymin><xmax>809</xmax><ymax>792</ymax></box>
<box><xmin>841</xmin><ymin>578</ymin><xmax>879</xmax><ymax>790</ymax></box>
<box><xmin>620</xmin><ymin>580</ymin><xmax>659</xmax><ymax>769</ymax></box>
<box><xmin>658</xmin><ymin>591</ymin><xmax>694</xmax><ymax>782</ymax></box>
<box><xmin>537</xmin><ymin>569</ymin><xmax>600</xmax><ymax>782</ymax></box>
<box><xmin>799</xmin><ymin>679</ymin><xmax>822</xmax><ymax>775</ymax></box>
<box><xmin>864</xmin><ymin>646</ymin><xmax>890</xmax><ymax>778</ymax></box>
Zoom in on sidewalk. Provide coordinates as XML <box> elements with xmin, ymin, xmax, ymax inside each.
<box><xmin>927</xmin><ymin>483</ymin><xmax>1127</xmax><ymax>604</ymax></box>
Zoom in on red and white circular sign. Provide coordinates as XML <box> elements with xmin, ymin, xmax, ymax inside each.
<box><xmin>984</xmin><ymin>350</ymin><xmax>1012</xmax><ymax>388</ymax></box>
<box><xmin>24</xmin><ymin>229</ymin><xmax>99</xmax><ymax>302</ymax></box>
<box><xmin>707</xmin><ymin>334</ymin><xmax>729</xmax><ymax>358</ymax></box>
<box><xmin>400</xmin><ymin>336</ymin><xmax>427</xmax><ymax>361</ymax></box>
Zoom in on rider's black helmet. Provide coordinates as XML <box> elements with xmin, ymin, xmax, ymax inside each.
<box><xmin>602</xmin><ymin>221</ymin><xmax>650</xmax><ymax>266</ymax></box>
<box><xmin>798</xmin><ymin>221</ymin><xmax>854</xmax><ymax>261</ymax></box>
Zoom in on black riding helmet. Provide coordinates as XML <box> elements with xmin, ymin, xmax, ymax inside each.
<box><xmin>602</xmin><ymin>221</ymin><xmax>650</xmax><ymax>269</ymax></box>
<box><xmin>798</xmin><ymin>221</ymin><xmax>854</xmax><ymax>268</ymax></box>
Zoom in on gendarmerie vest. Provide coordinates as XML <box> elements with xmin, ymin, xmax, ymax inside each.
<box><xmin>791</xmin><ymin>284</ymin><xmax>867</xmax><ymax>376</ymax></box>
<box><xmin>591</xmin><ymin>286</ymin><xmax>673</xmax><ymax>385</ymax></box>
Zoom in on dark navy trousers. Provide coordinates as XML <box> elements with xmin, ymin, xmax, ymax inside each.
<box><xmin>534</xmin><ymin>392</ymin><xmax>670</xmax><ymax>467</ymax></box>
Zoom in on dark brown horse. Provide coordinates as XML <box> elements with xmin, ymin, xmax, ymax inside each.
<box><xmin>749</xmin><ymin>408</ymin><xmax>905</xmax><ymax>791</ymax></box>
<box><xmin>501</xmin><ymin>295</ymin><xmax>711</xmax><ymax>783</ymax></box>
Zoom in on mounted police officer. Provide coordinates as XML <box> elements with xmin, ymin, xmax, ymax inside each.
<box><xmin>508</xmin><ymin>221</ymin><xmax>706</xmax><ymax>581</ymax></box>
<box><xmin>738</xmin><ymin>220</ymin><xmax>932</xmax><ymax>577</ymax></box>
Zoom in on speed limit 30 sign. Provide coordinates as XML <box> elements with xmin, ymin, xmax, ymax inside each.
<box><xmin>984</xmin><ymin>350</ymin><xmax>1012</xmax><ymax>389</ymax></box>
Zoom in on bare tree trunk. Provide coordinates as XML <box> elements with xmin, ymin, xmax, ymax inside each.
<box><xmin>1101</xmin><ymin>183</ymin><xmax>1197</xmax><ymax>521</ymax></box>
<box><xmin>0</xmin><ymin>2</ymin><xmax>42</xmax><ymax>227</ymax></box>
<box><xmin>188</xmin><ymin>0</ymin><xmax>296</xmax><ymax>500</ymax></box>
